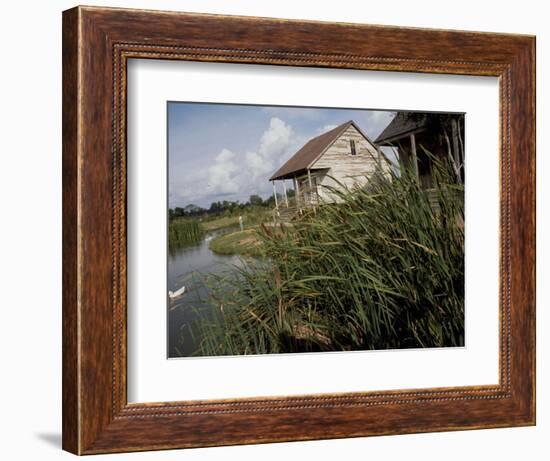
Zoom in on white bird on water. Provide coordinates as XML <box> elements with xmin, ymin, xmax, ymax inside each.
<box><xmin>168</xmin><ymin>285</ymin><xmax>186</xmax><ymax>299</ymax></box>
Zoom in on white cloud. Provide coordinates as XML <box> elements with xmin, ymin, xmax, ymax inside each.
<box><xmin>240</xmin><ymin>117</ymin><xmax>294</xmax><ymax>193</ymax></box>
<box><xmin>258</xmin><ymin>117</ymin><xmax>293</xmax><ymax>158</ymax></box>
<box><xmin>178</xmin><ymin>117</ymin><xmax>295</xmax><ymax>206</ymax></box>
<box><xmin>245</xmin><ymin>151</ymin><xmax>273</xmax><ymax>181</ymax></box>
<box><xmin>316</xmin><ymin>124</ymin><xmax>337</xmax><ymax>135</ymax></box>
<box><xmin>261</xmin><ymin>106</ymin><xmax>324</xmax><ymax>121</ymax></box>
<box><xmin>208</xmin><ymin>148</ymin><xmax>240</xmax><ymax>194</ymax></box>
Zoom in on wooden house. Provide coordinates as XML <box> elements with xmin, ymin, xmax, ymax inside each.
<box><xmin>374</xmin><ymin>112</ymin><xmax>465</xmax><ymax>188</ymax></box>
<box><xmin>269</xmin><ymin>120</ymin><xmax>388</xmax><ymax>215</ymax></box>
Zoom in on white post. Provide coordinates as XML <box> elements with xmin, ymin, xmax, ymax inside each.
<box><xmin>282</xmin><ymin>180</ymin><xmax>289</xmax><ymax>207</ymax></box>
<box><xmin>307</xmin><ymin>169</ymin><xmax>313</xmax><ymax>206</ymax></box>
<box><xmin>294</xmin><ymin>176</ymin><xmax>301</xmax><ymax>212</ymax></box>
<box><xmin>272</xmin><ymin>181</ymin><xmax>279</xmax><ymax>211</ymax></box>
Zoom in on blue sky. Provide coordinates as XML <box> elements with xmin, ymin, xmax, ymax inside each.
<box><xmin>168</xmin><ymin>102</ymin><xmax>396</xmax><ymax>209</ymax></box>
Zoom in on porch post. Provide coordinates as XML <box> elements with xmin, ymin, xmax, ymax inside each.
<box><xmin>282</xmin><ymin>180</ymin><xmax>289</xmax><ymax>207</ymax></box>
<box><xmin>294</xmin><ymin>175</ymin><xmax>301</xmax><ymax>212</ymax></box>
<box><xmin>272</xmin><ymin>181</ymin><xmax>279</xmax><ymax>211</ymax></box>
<box><xmin>307</xmin><ymin>169</ymin><xmax>316</xmax><ymax>212</ymax></box>
<box><xmin>307</xmin><ymin>169</ymin><xmax>313</xmax><ymax>202</ymax></box>
<box><xmin>409</xmin><ymin>133</ymin><xmax>419</xmax><ymax>180</ymax></box>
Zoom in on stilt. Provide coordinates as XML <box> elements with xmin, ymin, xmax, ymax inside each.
<box><xmin>307</xmin><ymin>169</ymin><xmax>315</xmax><ymax>211</ymax></box>
<box><xmin>282</xmin><ymin>180</ymin><xmax>289</xmax><ymax>207</ymax></box>
<box><xmin>272</xmin><ymin>181</ymin><xmax>279</xmax><ymax>213</ymax></box>
<box><xmin>294</xmin><ymin>176</ymin><xmax>301</xmax><ymax>213</ymax></box>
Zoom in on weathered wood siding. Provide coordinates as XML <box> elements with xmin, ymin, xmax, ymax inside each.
<box><xmin>312</xmin><ymin>125</ymin><xmax>388</xmax><ymax>202</ymax></box>
<box><xmin>393</xmin><ymin>131</ymin><xmax>449</xmax><ymax>189</ymax></box>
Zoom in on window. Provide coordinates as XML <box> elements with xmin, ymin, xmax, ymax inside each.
<box><xmin>350</xmin><ymin>139</ymin><xmax>356</xmax><ymax>155</ymax></box>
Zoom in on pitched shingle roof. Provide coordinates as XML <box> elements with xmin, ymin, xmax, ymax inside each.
<box><xmin>270</xmin><ymin>120</ymin><xmax>356</xmax><ymax>181</ymax></box>
<box><xmin>374</xmin><ymin>112</ymin><xmax>429</xmax><ymax>145</ymax></box>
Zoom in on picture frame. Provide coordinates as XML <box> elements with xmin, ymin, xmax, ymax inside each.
<box><xmin>62</xmin><ymin>5</ymin><xmax>535</xmax><ymax>455</ymax></box>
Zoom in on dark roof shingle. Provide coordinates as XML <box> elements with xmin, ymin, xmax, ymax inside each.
<box><xmin>374</xmin><ymin>112</ymin><xmax>428</xmax><ymax>145</ymax></box>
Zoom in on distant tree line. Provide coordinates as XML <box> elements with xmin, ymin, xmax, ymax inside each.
<box><xmin>169</xmin><ymin>191</ymin><xmax>294</xmax><ymax>220</ymax></box>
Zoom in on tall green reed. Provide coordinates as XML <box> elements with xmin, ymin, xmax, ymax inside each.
<box><xmin>169</xmin><ymin>219</ymin><xmax>204</xmax><ymax>250</ymax></box>
<box><xmin>194</xmin><ymin>158</ymin><xmax>464</xmax><ymax>356</ymax></box>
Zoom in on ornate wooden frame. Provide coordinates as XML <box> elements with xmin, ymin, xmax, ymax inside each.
<box><xmin>62</xmin><ymin>6</ymin><xmax>536</xmax><ymax>455</ymax></box>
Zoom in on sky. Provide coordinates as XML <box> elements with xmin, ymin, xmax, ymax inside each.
<box><xmin>168</xmin><ymin>102</ymin><xmax>396</xmax><ymax>209</ymax></box>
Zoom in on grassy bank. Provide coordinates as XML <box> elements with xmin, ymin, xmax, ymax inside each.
<box><xmin>202</xmin><ymin>208</ymin><xmax>270</xmax><ymax>232</ymax></box>
<box><xmin>194</xmin><ymin>160</ymin><xmax>465</xmax><ymax>356</ymax></box>
<box><xmin>202</xmin><ymin>216</ymin><xmax>240</xmax><ymax>232</ymax></box>
<box><xmin>208</xmin><ymin>228</ymin><xmax>262</xmax><ymax>257</ymax></box>
<box><xmin>169</xmin><ymin>219</ymin><xmax>204</xmax><ymax>249</ymax></box>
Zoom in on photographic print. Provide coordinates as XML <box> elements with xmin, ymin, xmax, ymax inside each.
<box><xmin>168</xmin><ymin>102</ymin><xmax>465</xmax><ymax>358</ymax></box>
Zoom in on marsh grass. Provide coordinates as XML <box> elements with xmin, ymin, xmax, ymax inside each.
<box><xmin>169</xmin><ymin>219</ymin><xmax>204</xmax><ymax>250</ymax></box>
<box><xmin>193</xmin><ymin>158</ymin><xmax>464</xmax><ymax>356</ymax></box>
